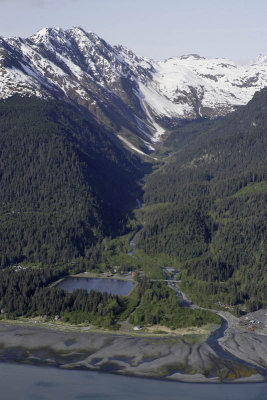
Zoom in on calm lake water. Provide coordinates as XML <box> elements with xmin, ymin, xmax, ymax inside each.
<box><xmin>0</xmin><ymin>363</ymin><xmax>266</xmax><ymax>400</ymax></box>
<box><xmin>56</xmin><ymin>277</ymin><xmax>134</xmax><ymax>296</ymax></box>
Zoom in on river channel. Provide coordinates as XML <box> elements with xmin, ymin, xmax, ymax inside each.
<box><xmin>128</xmin><ymin>198</ymin><xmax>143</xmax><ymax>256</ymax></box>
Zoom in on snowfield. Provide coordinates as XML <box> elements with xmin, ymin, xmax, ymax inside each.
<box><xmin>1</xmin><ymin>27</ymin><xmax>267</xmax><ymax>144</ymax></box>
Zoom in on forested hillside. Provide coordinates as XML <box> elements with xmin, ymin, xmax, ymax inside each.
<box><xmin>137</xmin><ymin>88</ymin><xmax>267</xmax><ymax>311</ymax></box>
<box><xmin>0</xmin><ymin>96</ymin><xmax>145</xmax><ymax>267</ymax></box>
<box><xmin>0</xmin><ymin>87</ymin><xmax>266</xmax><ymax>315</ymax></box>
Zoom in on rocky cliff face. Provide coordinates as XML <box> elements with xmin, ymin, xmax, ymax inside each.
<box><xmin>1</xmin><ymin>27</ymin><xmax>267</xmax><ymax>151</ymax></box>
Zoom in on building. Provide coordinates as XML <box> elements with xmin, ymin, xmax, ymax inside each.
<box><xmin>133</xmin><ymin>325</ymin><xmax>142</xmax><ymax>331</ymax></box>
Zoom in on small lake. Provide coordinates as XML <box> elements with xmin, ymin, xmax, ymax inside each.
<box><xmin>0</xmin><ymin>363</ymin><xmax>266</xmax><ymax>400</ymax></box>
<box><xmin>56</xmin><ymin>277</ymin><xmax>134</xmax><ymax>296</ymax></box>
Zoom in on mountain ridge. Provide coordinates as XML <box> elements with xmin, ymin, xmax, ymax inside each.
<box><xmin>1</xmin><ymin>27</ymin><xmax>267</xmax><ymax>152</ymax></box>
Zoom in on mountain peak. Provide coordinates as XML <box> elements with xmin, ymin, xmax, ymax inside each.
<box><xmin>254</xmin><ymin>54</ymin><xmax>267</xmax><ymax>65</ymax></box>
<box><xmin>68</xmin><ymin>27</ymin><xmax>103</xmax><ymax>41</ymax></box>
<box><xmin>30</xmin><ymin>27</ymin><xmax>63</xmax><ymax>41</ymax></box>
<box><xmin>179</xmin><ymin>54</ymin><xmax>206</xmax><ymax>60</ymax></box>
<box><xmin>69</xmin><ymin>26</ymin><xmax>86</xmax><ymax>34</ymax></box>
<box><xmin>1</xmin><ymin>26</ymin><xmax>267</xmax><ymax>147</ymax></box>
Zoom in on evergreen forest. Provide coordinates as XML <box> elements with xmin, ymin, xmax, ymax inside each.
<box><xmin>0</xmin><ymin>88</ymin><xmax>266</xmax><ymax>328</ymax></box>
<box><xmin>137</xmin><ymin>88</ymin><xmax>267</xmax><ymax>311</ymax></box>
<box><xmin>0</xmin><ymin>95</ymin><xmax>145</xmax><ymax>267</ymax></box>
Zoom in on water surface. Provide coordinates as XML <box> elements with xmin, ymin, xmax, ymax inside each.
<box><xmin>0</xmin><ymin>363</ymin><xmax>266</xmax><ymax>400</ymax></box>
<box><xmin>56</xmin><ymin>277</ymin><xmax>134</xmax><ymax>296</ymax></box>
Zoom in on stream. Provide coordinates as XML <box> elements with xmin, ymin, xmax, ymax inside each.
<box><xmin>127</xmin><ymin>198</ymin><xmax>143</xmax><ymax>256</ymax></box>
<box><xmin>128</xmin><ymin>156</ymin><xmax>171</xmax><ymax>257</ymax></box>
<box><xmin>162</xmin><ymin>264</ymin><xmax>267</xmax><ymax>375</ymax></box>
<box><xmin>126</xmin><ymin>159</ymin><xmax>267</xmax><ymax>378</ymax></box>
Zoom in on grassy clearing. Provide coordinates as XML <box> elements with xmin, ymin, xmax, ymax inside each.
<box><xmin>0</xmin><ymin>317</ymin><xmax>216</xmax><ymax>342</ymax></box>
<box><xmin>145</xmin><ymin>323</ymin><xmax>218</xmax><ymax>342</ymax></box>
<box><xmin>233</xmin><ymin>181</ymin><xmax>267</xmax><ymax>197</ymax></box>
<box><xmin>96</xmin><ymin>229</ymin><xmax>180</xmax><ymax>279</ymax></box>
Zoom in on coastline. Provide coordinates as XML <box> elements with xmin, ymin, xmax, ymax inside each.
<box><xmin>0</xmin><ymin>320</ymin><xmax>266</xmax><ymax>384</ymax></box>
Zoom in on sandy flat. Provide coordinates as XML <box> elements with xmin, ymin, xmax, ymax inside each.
<box><xmin>0</xmin><ymin>321</ymin><xmax>266</xmax><ymax>383</ymax></box>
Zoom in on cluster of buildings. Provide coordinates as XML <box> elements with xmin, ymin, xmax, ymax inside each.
<box><xmin>240</xmin><ymin>311</ymin><xmax>267</xmax><ymax>332</ymax></box>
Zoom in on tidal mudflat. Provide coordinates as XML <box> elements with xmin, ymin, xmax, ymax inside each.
<box><xmin>0</xmin><ymin>321</ymin><xmax>266</xmax><ymax>384</ymax></box>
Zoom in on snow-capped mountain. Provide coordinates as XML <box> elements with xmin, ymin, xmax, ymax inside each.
<box><xmin>152</xmin><ymin>54</ymin><xmax>267</xmax><ymax>119</ymax></box>
<box><xmin>1</xmin><ymin>27</ymin><xmax>267</xmax><ymax>152</ymax></box>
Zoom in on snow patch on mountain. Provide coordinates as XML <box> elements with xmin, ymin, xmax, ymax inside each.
<box><xmin>117</xmin><ymin>134</ymin><xmax>156</xmax><ymax>159</ymax></box>
<box><xmin>152</xmin><ymin>55</ymin><xmax>267</xmax><ymax>115</ymax></box>
<box><xmin>140</xmin><ymin>82</ymin><xmax>192</xmax><ymax>118</ymax></box>
<box><xmin>0</xmin><ymin>27</ymin><xmax>267</xmax><ymax>147</ymax></box>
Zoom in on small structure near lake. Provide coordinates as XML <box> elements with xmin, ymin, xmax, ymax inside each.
<box><xmin>133</xmin><ymin>325</ymin><xmax>142</xmax><ymax>331</ymax></box>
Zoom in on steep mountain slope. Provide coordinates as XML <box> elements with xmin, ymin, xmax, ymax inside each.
<box><xmin>137</xmin><ymin>87</ymin><xmax>267</xmax><ymax>311</ymax></box>
<box><xmin>152</xmin><ymin>54</ymin><xmax>267</xmax><ymax>119</ymax></box>
<box><xmin>0</xmin><ymin>96</ymin><xmax>145</xmax><ymax>267</ymax></box>
<box><xmin>0</xmin><ymin>27</ymin><xmax>157</xmax><ymax>153</ymax></box>
<box><xmin>1</xmin><ymin>27</ymin><xmax>267</xmax><ymax>148</ymax></box>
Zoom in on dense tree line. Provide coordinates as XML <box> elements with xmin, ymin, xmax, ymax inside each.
<box><xmin>129</xmin><ymin>277</ymin><xmax>220</xmax><ymax>328</ymax></box>
<box><xmin>138</xmin><ymin>201</ymin><xmax>211</xmax><ymax>260</ymax></box>
<box><xmin>0</xmin><ymin>268</ymin><xmax>124</xmax><ymax>327</ymax></box>
<box><xmin>136</xmin><ymin>88</ymin><xmax>267</xmax><ymax>309</ymax></box>
<box><xmin>0</xmin><ymin>96</ymin><xmax>146</xmax><ymax>267</ymax></box>
<box><xmin>0</xmin><ymin>267</ymin><xmax>67</xmax><ymax>315</ymax></box>
<box><xmin>0</xmin><ymin>268</ymin><xmax>219</xmax><ymax>329</ymax></box>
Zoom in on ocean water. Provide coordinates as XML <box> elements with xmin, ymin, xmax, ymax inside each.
<box><xmin>0</xmin><ymin>363</ymin><xmax>266</xmax><ymax>400</ymax></box>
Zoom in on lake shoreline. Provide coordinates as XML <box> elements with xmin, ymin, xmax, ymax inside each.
<box><xmin>54</xmin><ymin>275</ymin><xmax>135</xmax><ymax>296</ymax></box>
<box><xmin>0</xmin><ymin>321</ymin><xmax>266</xmax><ymax>384</ymax></box>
